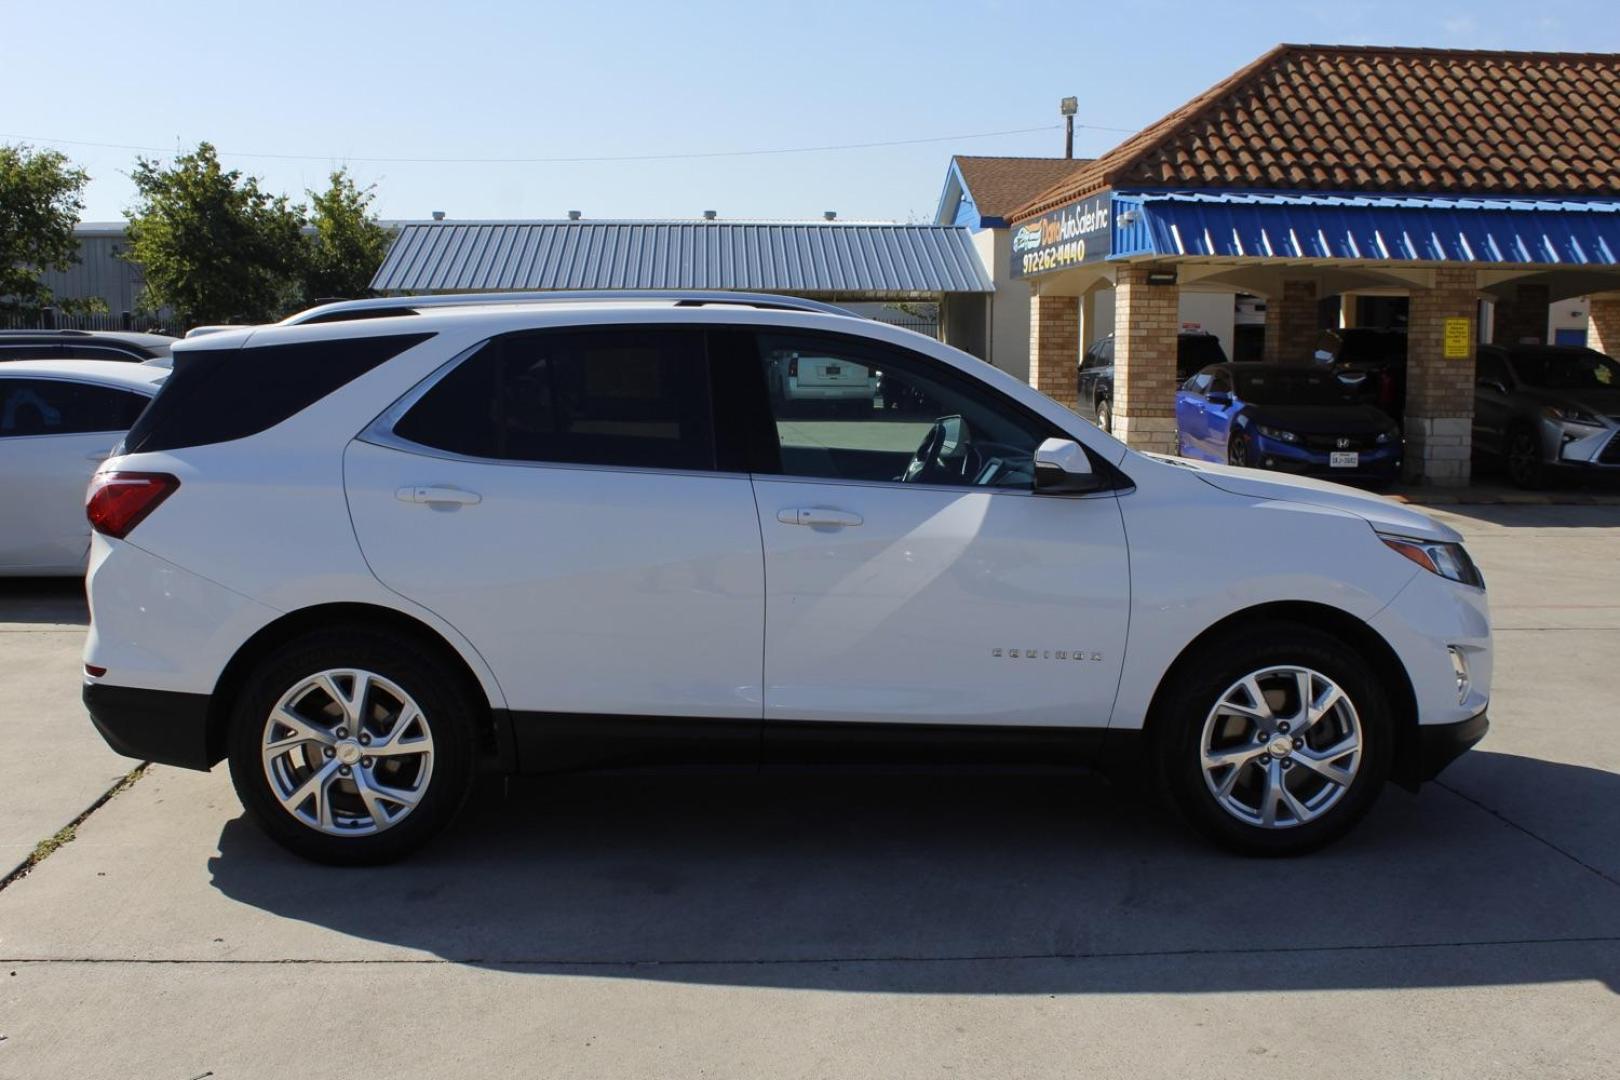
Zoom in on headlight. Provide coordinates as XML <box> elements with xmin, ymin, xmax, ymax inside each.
<box><xmin>1542</xmin><ymin>404</ymin><xmax>1604</xmax><ymax>428</ymax></box>
<box><xmin>1375</xmin><ymin>428</ymin><xmax>1398</xmax><ymax>444</ymax></box>
<box><xmin>1379</xmin><ymin>534</ymin><xmax>1484</xmax><ymax>588</ymax></box>
<box><xmin>1255</xmin><ymin>424</ymin><xmax>1300</xmax><ymax>444</ymax></box>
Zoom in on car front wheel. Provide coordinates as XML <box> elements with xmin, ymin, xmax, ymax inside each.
<box><xmin>1155</xmin><ymin>624</ymin><xmax>1392</xmax><ymax>855</ymax></box>
<box><xmin>1505</xmin><ymin>425</ymin><xmax>1546</xmax><ymax>489</ymax></box>
<box><xmin>226</xmin><ymin>628</ymin><xmax>477</xmax><ymax>865</ymax></box>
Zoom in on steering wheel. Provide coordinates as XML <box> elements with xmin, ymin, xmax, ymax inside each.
<box><xmin>902</xmin><ymin>416</ymin><xmax>978</xmax><ymax>484</ymax></box>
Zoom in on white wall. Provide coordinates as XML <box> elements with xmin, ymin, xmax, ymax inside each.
<box><xmin>973</xmin><ymin>228</ymin><xmax>1035</xmax><ymax>382</ymax></box>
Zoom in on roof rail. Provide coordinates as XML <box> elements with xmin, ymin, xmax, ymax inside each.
<box><xmin>281</xmin><ymin>290</ymin><xmax>855</xmax><ymax>325</ymax></box>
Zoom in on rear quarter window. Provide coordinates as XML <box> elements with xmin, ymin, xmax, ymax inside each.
<box><xmin>123</xmin><ymin>332</ymin><xmax>432</xmax><ymax>453</ymax></box>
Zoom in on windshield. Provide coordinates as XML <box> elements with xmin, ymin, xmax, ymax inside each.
<box><xmin>1511</xmin><ymin>349</ymin><xmax>1619</xmax><ymax>390</ymax></box>
<box><xmin>1234</xmin><ymin>369</ymin><xmax>1354</xmax><ymax>406</ymax></box>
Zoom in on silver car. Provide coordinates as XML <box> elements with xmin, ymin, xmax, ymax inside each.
<box><xmin>1473</xmin><ymin>344</ymin><xmax>1620</xmax><ymax>488</ymax></box>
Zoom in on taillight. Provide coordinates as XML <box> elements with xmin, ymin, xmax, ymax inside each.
<box><xmin>788</xmin><ymin>357</ymin><xmax>798</xmax><ymax>378</ymax></box>
<box><xmin>86</xmin><ymin>472</ymin><xmax>180</xmax><ymax>539</ymax></box>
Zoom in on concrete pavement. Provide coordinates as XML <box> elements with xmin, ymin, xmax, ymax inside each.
<box><xmin>1</xmin><ymin>503</ymin><xmax>1617</xmax><ymax>1078</ymax></box>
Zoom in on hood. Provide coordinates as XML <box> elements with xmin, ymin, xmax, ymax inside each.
<box><xmin>1516</xmin><ymin>385</ymin><xmax>1620</xmax><ymax>422</ymax></box>
<box><xmin>1239</xmin><ymin>403</ymin><xmax>1396</xmax><ymax>435</ymax></box>
<box><xmin>1154</xmin><ymin>456</ymin><xmax>1461</xmax><ymax>542</ymax></box>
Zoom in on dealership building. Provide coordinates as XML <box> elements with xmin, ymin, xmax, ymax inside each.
<box><xmin>1001</xmin><ymin>43</ymin><xmax>1620</xmax><ymax>484</ymax></box>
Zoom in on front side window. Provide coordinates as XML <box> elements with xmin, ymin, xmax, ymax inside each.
<box><xmin>0</xmin><ymin>378</ymin><xmax>148</xmax><ymax>437</ymax></box>
<box><xmin>393</xmin><ymin>327</ymin><xmax>715</xmax><ymax>471</ymax></box>
<box><xmin>1183</xmin><ymin>372</ymin><xmax>1213</xmax><ymax>395</ymax></box>
<box><xmin>755</xmin><ymin>332</ymin><xmax>1048</xmax><ymax>490</ymax></box>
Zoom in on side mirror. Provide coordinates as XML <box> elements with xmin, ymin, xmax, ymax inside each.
<box><xmin>1207</xmin><ymin>391</ymin><xmax>1232</xmax><ymax>406</ymax></box>
<box><xmin>1477</xmin><ymin>378</ymin><xmax>1506</xmax><ymax>394</ymax></box>
<box><xmin>1034</xmin><ymin>438</ymin><xmax>1106</xmax><ymax>494</ymax></box>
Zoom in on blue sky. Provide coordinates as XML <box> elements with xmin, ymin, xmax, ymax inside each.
<box><xmin>8</xmin><ymin>0</ymin><xmax>1617</xmax><ymax>224</ymax></box>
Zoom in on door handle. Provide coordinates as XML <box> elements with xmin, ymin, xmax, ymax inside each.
<box><xmin>396</xmin><ymin>485</ymin><xmax>481</xmax><ymax>506</ymax></box>
<box><xmin>777</xmin><ymin>507</ymin><xmax>863</xmax><ymax>527</ymax></box>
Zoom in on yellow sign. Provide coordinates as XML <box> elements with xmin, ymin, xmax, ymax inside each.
<box><xmin>1443</xmin><ymin>318</ymin><xmax>1472</xmax><ymax>359</ymax></box>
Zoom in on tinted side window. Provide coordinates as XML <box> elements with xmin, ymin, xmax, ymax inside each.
<box><xmin>393</xmin><ymin>328</ymin><xmax>714</xmax><ymax>471</ymax></box>
<box><xmin>124</xmin><ymin>333</ymin><xmax>432</xmax><ymax>453</ymax></box>
<box><xmin>0</xmin><ymin>345</ymin><xmax>62</xmax><ymax>361</ymax></box>
<box><xmin>0</xmin><ymin>379</ymin><xmax>149</xmax><ymax>436</ymax></box>
<box><xmin>1183</xmin><ymin>373</ymin><xmax>1213</xmax><ymax>394</ymax></box>
<box><xmin>1208</xmin><ymin>371</ymin><xmax>1233</xmax><ymax>395</ymax></box>
<box><xmin>1476</xmin><ymin>351</ymin><xmax>1511</xmax><ymax>387</ymax></box>
<box><xmin>756</xmin><ymin>331</ymin><xmax>1049</xmax><ymax>490</ymax></box>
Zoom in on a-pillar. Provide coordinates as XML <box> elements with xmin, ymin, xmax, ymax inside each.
<box><xmin>1028</xmin><ymin>290</ymin><xmax>1079</xmax><ymax>410</ymax></box>
<box><xmin>1491</xmin><ymin>282</ymin><xmax>1551</xmax><ymax>345</ymax></box>
<box><xmin>1112</xmin><ymin>263</ymin><xmax>1180</xmax><ymax>453</ymax></box>
<box><xmin>1404</xmin><ymin>268</ymin><xmax>1480</xmax><ymax>486</ymax></box>
<box><xmin>1586</xmin><ymin>293</ymin><xmax>1620</xmax><ymax>356</ymax></box>
<box><xmin>1263</xmin><ymin>280</ymin><xmax>1319</xmax><ymax>362</ymax></box>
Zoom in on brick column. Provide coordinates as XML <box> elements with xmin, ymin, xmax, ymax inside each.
<box><xmin>1263</xmin><ymin>280</ymin><xmax>1319</xmax><ymax>362</ymax></box>
<box><xmin>1112</xmin><ymin>263</ymin><xmax>1180</xmax><ymax>453</ymax></box>
<box><xmin>1028</xmin><ymin>291</ymin><xmax>1079</xmax><ymax>410</ymax></box>
<box><xmin>1404</xmin><ymin>268</ymin><xmax>1480</xmax><ymax>486</ymax></box>
<box><xmin>1491</xmin><ymin>282</ymin><xmax>1550</xmax><ymax>346</ymax></box>
<box><xmin>1587</xmin><ymin>294</ymin><xmax>1620</xmax><ymax>356</ymax></box>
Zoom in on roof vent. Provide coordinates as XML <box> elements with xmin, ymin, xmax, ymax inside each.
<box><xmin>431</xmin><ymin>210</ymin><xmax>446</xmax><ymax>221</ymax></box>
<box><xmin>824</xmin><ymin>210</ymin><xmax>837</xmax><ymax>221</ymax></box>
<box><xmin>567</xmin><ymin>210</ymin><xmax>582</xmax><ymax>221</ymax></box>
<box><xmin>702</xmin><ymin>210</ymin><xmax>718</xmax><ymax>221</ymax></box>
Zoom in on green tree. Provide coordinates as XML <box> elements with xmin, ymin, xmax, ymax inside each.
<box><xmin>124</xmin><ymin>142</ymin><xmax>306</xmax><ymax>326</ymax></box>
<box><xmin>0</xmin><ymin>144</ymin><xmax>95</xmax><ymax>317</ymax></box>
<box><xmin>302</xmin><ymin>169</ymin><xmax>392</xmax><ymax>303</ymax></box>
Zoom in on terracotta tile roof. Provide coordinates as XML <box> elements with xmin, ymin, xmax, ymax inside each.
<box><xmin>951</xmin><ymin>155</ymin><xmax>1091</xmax><ymax>219</ymax></box>
<box><xmin>1012</xmin><ymin>44</ymin><xmax>1620</xmax><ymax>221</ymax></box>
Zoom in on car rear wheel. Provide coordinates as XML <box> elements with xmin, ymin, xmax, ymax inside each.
<box><xmin>1096</xmin><ymin>399</ymin><xmax>1111</xmax><ymax>434</ymax></box>
<box><xmin>1505</xmin><ymin>425</ymin><xmax>1545</xmax><ymax>489</ymax></box>
<box><xmin>226</xmin><ymin>627</ymin><xmax>477</xmax><ymax>865</ymax></box>
<box><xmin>1154</xmin><ymin>623</ymin><xmax>1392</xmax><ymax>855</ymax></box>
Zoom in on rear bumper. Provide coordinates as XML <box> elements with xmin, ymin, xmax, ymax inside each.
<box><xmin>84</xmin><ymin>681</ymin><xmax>217</xmax><ymax>771</ymax></box>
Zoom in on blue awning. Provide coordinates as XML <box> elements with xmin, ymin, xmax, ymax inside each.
<box><xmin>1112</xmin><ymin>190</ymin><xmax>1620</xmax><ymax>266</ymax></box>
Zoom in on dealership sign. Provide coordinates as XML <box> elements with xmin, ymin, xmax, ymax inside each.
<box><xmin>1011</xmin><ymin>192</ymin><xmax>1113</xmax><ymax>278</ymax></box>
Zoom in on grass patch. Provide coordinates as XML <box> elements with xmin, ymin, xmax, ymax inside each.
<box><xmin>0</xmin><ymin>763</ymin><xmax>148</xmax><ymax>892</ymax></box>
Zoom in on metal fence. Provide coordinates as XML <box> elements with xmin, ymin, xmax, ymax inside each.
<box><xmin>870</xmin><ymin>315</ymin><xmax>939</xmax><ymax>339</ymax></box>
<box><xmin>1</xmin><ymin>309</ymin><xmax>175</xmax><ymax>334</ymax></box>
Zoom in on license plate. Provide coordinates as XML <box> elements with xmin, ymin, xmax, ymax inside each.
<box><xmin>1330</xmin><ymin>451</ymin><xmax>1359</xmax><ymax>468</ymax></box>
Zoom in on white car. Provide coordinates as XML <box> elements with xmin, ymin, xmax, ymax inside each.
<box><xmin>80</xmin><ymin>292</ymin><xmax>1491</xmax><ymax>863</ymax></box>
<box><xmin>1</xmin><ymin>360</ymin><xmax>165</xmax><ymax>575</ymax></box>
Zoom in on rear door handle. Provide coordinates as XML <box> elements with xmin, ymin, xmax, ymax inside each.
<box><xmin>776</xmin><ymin>507</ymin><xmax>863</xmax><ymax>527</ymax></box>
<box><xmin>396</xmin><ymin>485</ymin><xmax>481</xmax><ymax>506</ymax></box>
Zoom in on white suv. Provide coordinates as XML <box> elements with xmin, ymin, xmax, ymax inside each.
<box><xmin>82</xmin><ymin>292</ymin><xmax>1491</xmax><ymax>863</ymax></box>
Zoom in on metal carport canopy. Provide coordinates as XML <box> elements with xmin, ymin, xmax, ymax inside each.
<box><xmin>370</xmin><ymin>220</ymin><xmax>994</xmax><ymax>299</ymax></box>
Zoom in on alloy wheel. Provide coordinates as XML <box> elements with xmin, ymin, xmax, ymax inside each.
<box><xmin>261</xmin><ymin>669</ymin><xmax>435</xmax><ymax>836</ymax></box>
<box><xmin>1199</xmin><ymin>665</ymin><xmax>1362</xmax><ymax>829</ymax></box>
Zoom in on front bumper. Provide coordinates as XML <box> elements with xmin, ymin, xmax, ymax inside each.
<box><xmin>1252</xmin><ymin>435</ymin><xmax>1402</xmax><ymax>477</ymax></box>
<box><xmin>1399</xmin><ymin>708</ymin><xmax>1489</xmax><ymax>787</ymax></box>
<box><xmin>84</xmin><ymin>681</ymin><xmax>217</xmax><ymax>771</ymax></box>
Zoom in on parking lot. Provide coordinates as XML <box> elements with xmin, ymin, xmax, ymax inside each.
<box><xmin>0</xmin><ymin>501</ymin><xmax>1616</xmax><ymax>1079</ymax></box>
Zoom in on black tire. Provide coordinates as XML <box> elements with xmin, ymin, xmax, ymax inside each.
<box><xmin>1228</xmin><ymin>432</ymin><xmax>1253</xmax><ymax>467</ymax></box>
<box><xmin>1153</xmin><ymin>622</ymin><xmax>1393</xmax><ymax>856</ymax></box>
<box><xmin>1504</xmin><ymin>425</ymin><xmax>1545</xmax><ymax>489</ymax></box>
<box><xmin>226</xmin><ymin>626</ymin><xmax>478</xmax><ymax>865</ymax></box>
<box><xmin>1096</xmin><ymin>399</ymin><xmax>1112</xmax><ymax>434</ymax></box>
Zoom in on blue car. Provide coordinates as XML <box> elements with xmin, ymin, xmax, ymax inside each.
<box><xmin>1174</xmin><ymin>363</ymin><xmax>1403</xmax><ymax>482</ymax></box>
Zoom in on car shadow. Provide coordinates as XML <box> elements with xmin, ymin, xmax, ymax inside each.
<box><xmin>0</xmin><ymin>577</ymin><xmax>88</xmax><ymax>626</ymax></box>
<box><xmin>207</xmin><ymin>751</ymin><xmax>1620</xmax><ymax>994</ymax></box>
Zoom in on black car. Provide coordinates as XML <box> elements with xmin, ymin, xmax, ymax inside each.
<box><xmin>0</xmin><ymin>330</ymin><xmax>175</xmax><ymax>364</ymax></box>
<box><xmin>1078</xmin><ymin>330</ymin><xmax>1228</xmax><ymax>433</ymax></box>
<box><xmin>1473</xmin><ymin>344</ymin><xmax>1620</xmax><ymax>488</ymax></box>
<box><xmin>1312</xmin><ymin>327</ymin><xmax>1407</xmax><ymax>420</ymax></box>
